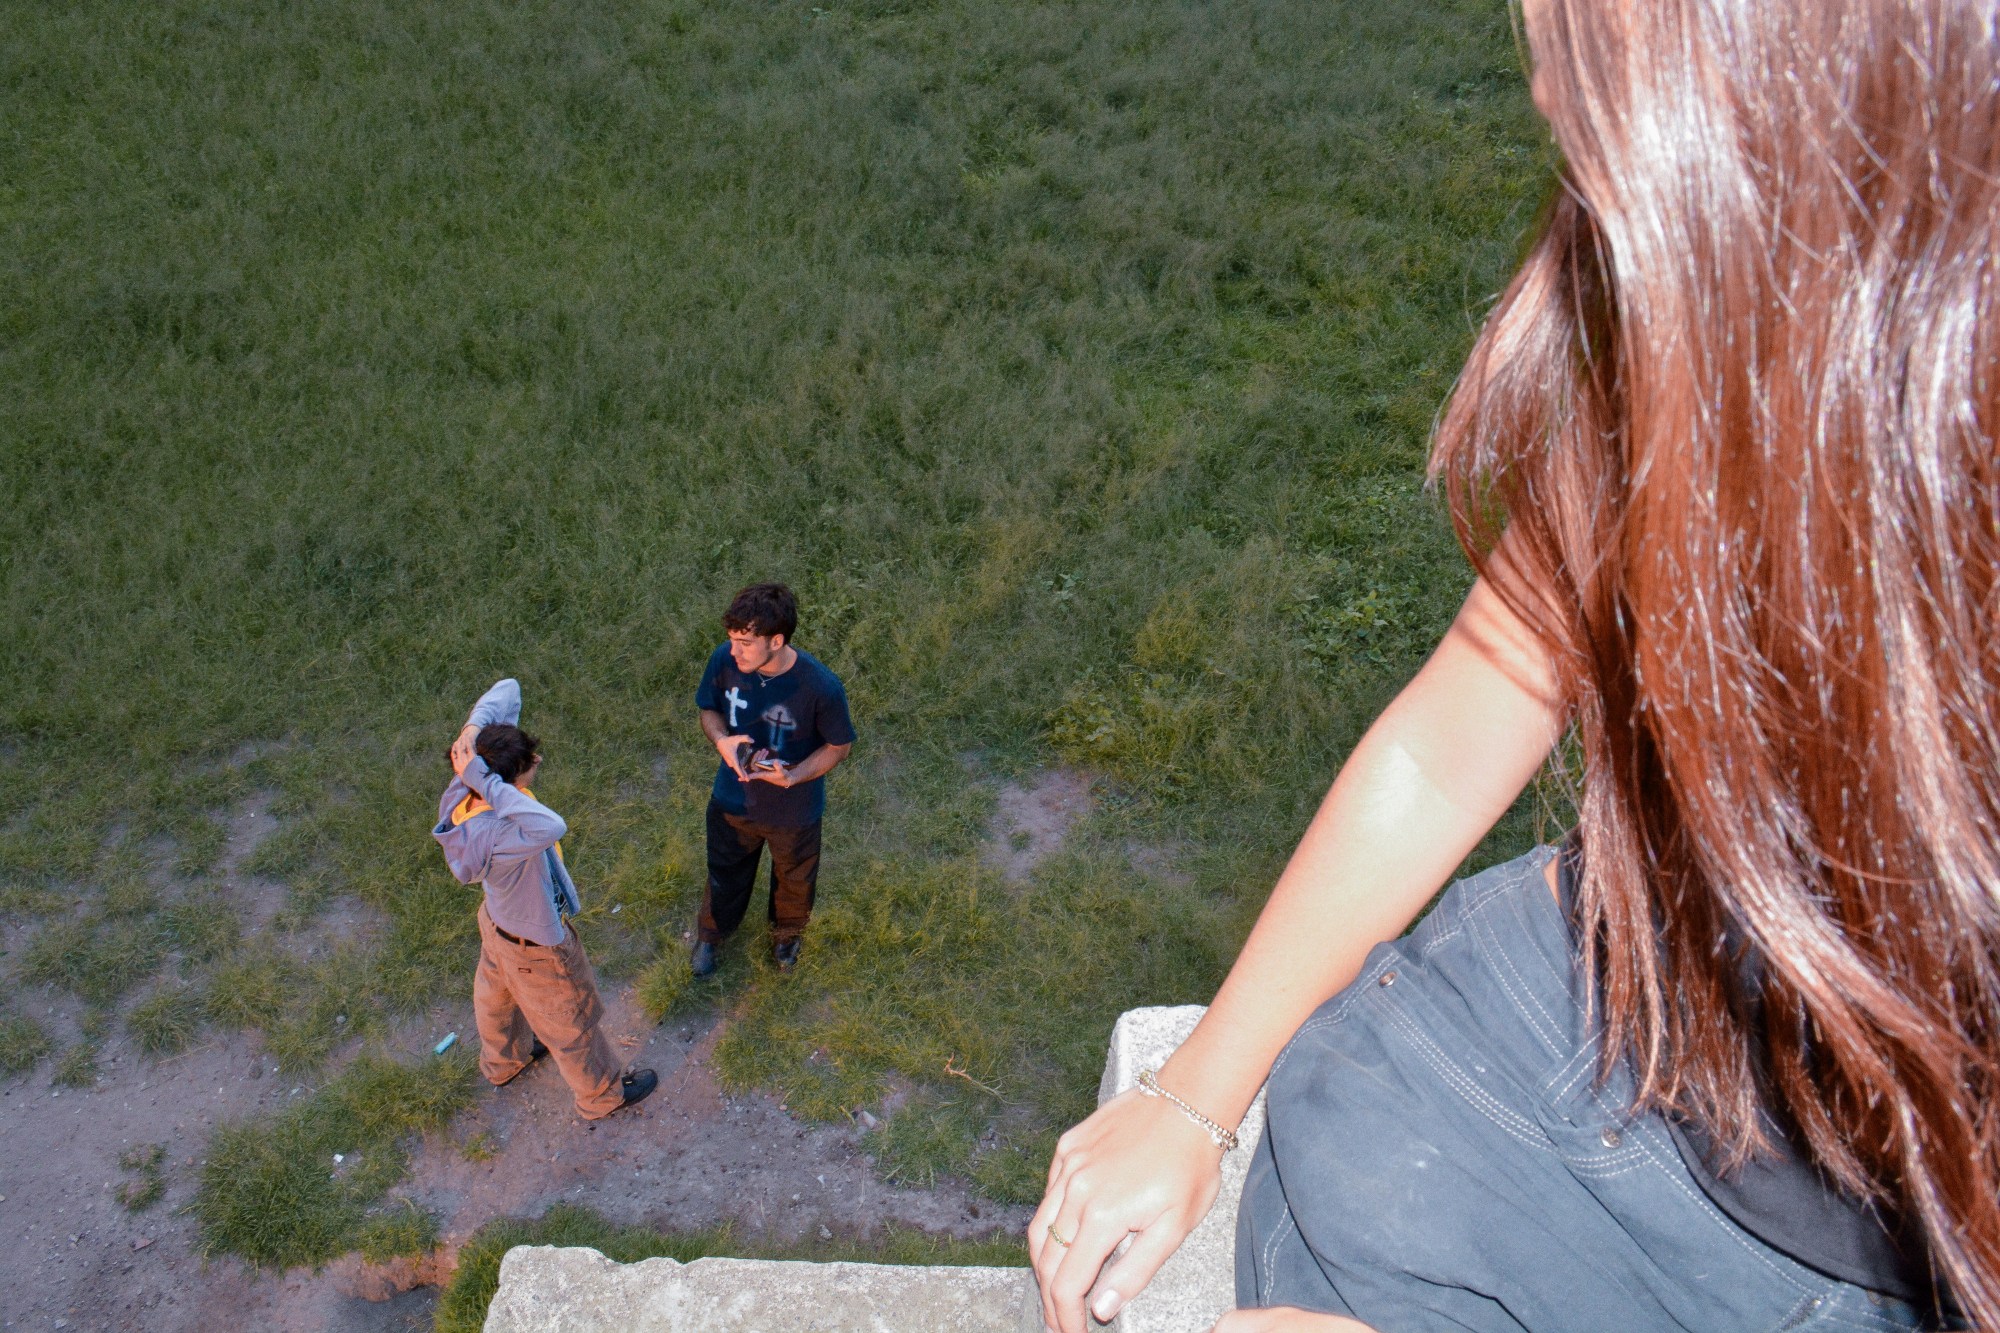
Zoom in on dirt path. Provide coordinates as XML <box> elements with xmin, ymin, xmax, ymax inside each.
<box><xmin>0</xmin><ymin>771</ymin><xmax>1125</xmax><ymax>1330</ymax></box>
<box><xmin>0</xmin><ymin>982</ymin><xmax>1029</xmax><ymax>1332</ymax></box>
<box><xmin>403</xmin><ymin>993</ymin><xmax>1024</xmax><ymax>1247</ymax></box>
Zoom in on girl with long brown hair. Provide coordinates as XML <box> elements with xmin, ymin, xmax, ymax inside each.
<box><xmin>1029</xmin><ymin>0</ymin><xmax>2000</xmax><ymax>1329</ymax></box>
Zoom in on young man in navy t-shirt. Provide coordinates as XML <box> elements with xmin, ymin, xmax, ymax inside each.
<box><xmin>691</xmin><ymin>582</ymin><xmax>855</xmax><ymax>975</ymax></box>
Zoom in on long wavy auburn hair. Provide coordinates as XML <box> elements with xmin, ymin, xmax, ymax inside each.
<box><xmin>1432</xmin><ymin>0</ymin><xmax>2000</xmax><ymax>1318</ymax></box>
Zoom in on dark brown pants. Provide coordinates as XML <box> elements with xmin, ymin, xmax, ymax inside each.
<box><xmin>474</xmin><ymin>904</ymin><xmax>624</xmax><ymax>1118</ymax></box>
<box><xmin>699</xmin><ymin>800</ymin><xmax>822</xmax><ymax>945</ymax></box>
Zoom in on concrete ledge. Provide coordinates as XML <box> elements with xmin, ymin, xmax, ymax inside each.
<box><xmin>484</xmin><ymin>1246</ymin><xmax>1032</xmax><ymax>1332</ymax></box>
<box><xmin>481</xmin><ymin>1006</ymin><xmax>1253</xmax><ymax>1332</ymax></box>
<box><xmin>1093</xmin><ymin>1005</ymin><xmax>1264</xmax><ymax>1333</ymax></box>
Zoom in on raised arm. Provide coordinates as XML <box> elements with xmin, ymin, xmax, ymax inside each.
<box><xmin>1030</xmin><ymin>571</ymin><xmax>1564</xmax><ymax>1333</ymax></box>
<box><xmin>457</xmin><ymin>755</ymin><xmax>567</xmax><ymax>864</ymax></box>
<box><xmin>451</xmin><ymin>678</ymin><xmax>523</xmax><ymax>769</ymax></box>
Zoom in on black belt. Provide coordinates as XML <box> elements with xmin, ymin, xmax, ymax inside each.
<box><xmin>494</xmin><ymin>922</ymin><xmax>556</xmax><ymax>947</ymax></box>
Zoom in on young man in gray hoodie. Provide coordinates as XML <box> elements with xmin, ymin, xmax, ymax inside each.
<box><xmin>435</xmin><ymin>678</ymin><xmax>655</xmax><ymax>1118</ymax></box>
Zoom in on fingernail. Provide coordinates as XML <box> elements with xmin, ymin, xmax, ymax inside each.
<box><xmin>1092</xmin><ymin>1289</ymin><xmax>1124</xmax><ymax>1323</ymax></box>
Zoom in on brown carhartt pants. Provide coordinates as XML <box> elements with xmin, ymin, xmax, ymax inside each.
<box><xmin>474</xmin><ymin>903</ymin><xmax>624</xmax><ymax>1118</ymax></box>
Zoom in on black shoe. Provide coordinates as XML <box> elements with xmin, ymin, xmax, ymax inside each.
<box><xmin>772</xmin><ymin>937</ymin><xmax>801</xmax><ymax>973</ymax></box>
<box><xmin>494</xmin><ymin>1039</ymin><xmax>549</xmax><ymax>1087</ymax></box>
<box><xmin>690</xmin><ymin>940</ymin><xmax>718</xmax><ymax>978</ymax></box>
<box><xmin>617</xmin><ymin>1068</ymin><xmax>658</xmax><ymax>1110</ymax></box>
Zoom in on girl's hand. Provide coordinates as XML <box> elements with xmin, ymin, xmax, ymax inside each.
<box><xmin>1213</xmin><ymin>1308</ymin><xmax>1379</xmax><ymax>1332</ymax></box>
<box><xmin>1028</xmin><ymin>1087</ymin><xmax>1226</xmax><ymax>1333</ymax></box>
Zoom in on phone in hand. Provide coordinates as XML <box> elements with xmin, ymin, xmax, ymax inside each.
<box><xmin>735</xmin><ymin>742</ymin><xmax>782</xmax><ymax>776</ymax></box>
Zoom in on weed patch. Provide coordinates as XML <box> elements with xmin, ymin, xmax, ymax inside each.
<box><xmin>173</xmin><ymin>818</ymin><xmax>228</xmax><ymax>878</ymax></box>
<box><xmin>52</xmin><ymin>1042</ymin><xmax>99</xmax><ymax>1089</ymax></box>
<box><xmin>160</xmin><ymin>900</ymin><xmax>243</xmax><ymax>968</ymax></box>
<box><xmin>634</xmin><ymin>953</ymin><xmax>695</xmax><ymax>1023</ymax></box>
<box><xmin>355</xmin><ymin>1200</ymin><xmax>440</xmax><ymax>1263</ymax></box>
<box><xmin>867</xmin><ymin>1086</ymin><xmax>993</xmax><ymax>1189</ymax></box>
<box><xmin>0</xmin><ymin>1011</ymin><xmax>54</xmax><ymax>1076</ymax></box>
<box><xmin>192</xmin><ymin>1050</ymin><xmax>475</xmax><ymax>1269</ymax></box>
<box><xmin>129</xmin><ymin>985</ymin><xmax>206</xmax><ymax>1056</ymax></box>
<box><xmin>203</xmin><ymin>946</ymin><xmax>299</xmax><ymax>1032</ymax></box>
<box><xmin>117</xmin><ymin>1144</ymin><xmax>168</xmax><ymax>1211</ymax></box>
<box><xmin>22</xmin><ymin>915</ymin><xmax>164</xmax><ymax>1006</ymax></box>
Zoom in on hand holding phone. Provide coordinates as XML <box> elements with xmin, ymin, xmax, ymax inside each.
<box><xmin>735</xmin><ymin>742</ymin><xmax>785</xmax><ymax>776</ymax></box>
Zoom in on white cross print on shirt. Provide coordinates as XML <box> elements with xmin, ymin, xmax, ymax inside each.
<box><xmin>724</xmin><ymin>685</ymin><xmax>748</xmax><ymax>730</ymax></box>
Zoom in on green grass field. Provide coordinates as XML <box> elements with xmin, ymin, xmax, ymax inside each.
<box><xmin>1</xmin><ymin>0</ymin><xmax>1553</xmax><ymax>1265</ymax></box>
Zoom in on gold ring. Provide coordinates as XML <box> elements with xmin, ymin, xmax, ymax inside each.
<box><xmin>1046</xmin><ymin>1223</ymin><xmax>1072</xmax><ymax>1247</ymax></box>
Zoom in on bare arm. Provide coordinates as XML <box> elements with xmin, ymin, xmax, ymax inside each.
<box><xmin>1030</xmin><ymin>573</ymin><xmax>1564</xmax><ymax>1333</ymax></box>
<box><xmin>700</xmin><ymin>707</ymin><xmax>753</xmax><ymax>778</ymax></box>
<box><xmin>749</xmin><ymin>740</ymin><xmax>851</xmax><ymax>787</ymax></box>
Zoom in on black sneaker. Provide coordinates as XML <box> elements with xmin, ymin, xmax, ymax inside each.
<box><xmin>690</xmin><ymin>940</ymin><xmax>718</xmax><ymax>978</ymax></box>
<box><xmin>618</xmin><ymin>1068</ymin><xmax>659</xmax><ymax>1110</ymax></box>
<box><xmin>494</xmin><ymin>1039</ymin><xmax>549</xmax><ymax>1088</ymax></box>
<box><xmin>772</xmin><ymin>937</ymin><xmax>802</xmax><ymax>973</ymax></box>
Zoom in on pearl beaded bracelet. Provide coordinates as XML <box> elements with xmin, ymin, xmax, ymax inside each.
<box><xmin>1136</xmin><ymin>1068</ymin><xmax>1240</xmax><ymax>1152</ymax></box>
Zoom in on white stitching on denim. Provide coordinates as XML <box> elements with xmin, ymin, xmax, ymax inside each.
<box><xmin>1347</xmin><ymin>982</ymin><xmax>1657</xmax><ymax>1173</ymax></box>
<box><xmin>1416</xmin><ymin>874</ymin><xmax>1507</xmax><ymax>960</ymax></box>
<box><xmin>1269</xmin><ymin>1011</ymin><xmax>1341</xmax><ymax>1082</ymax></box>
<box><xmin>1560</xmin><ymin>1138</ymin><xmax>1656</xmax><ymax>1171</ymax></box>
<box><xmin>1380</xmin><ymin>1003</ymin><xmax>1551</xmax><ymax>1150</ymax></box>
<box><xmin>1626</xmin><ymin>1119</ymin><xmax>1814</xmax><ymax>1295</ymax></box>
<box><xmin>1550</xmin><ymin>1043</ymin><xmax>1601</xmax><ymax>1102</ymax></box>
<box><xmin>1416</xmin><ymin>924</ymin><xmax>1463</xmax><ymax>957</ymax></box>
<box><xmin>1260</xmin><ymin>1198</ymin><xmax>1298</xmax><ymax>1297</ymax></box>
<box><xmin>1472</xmin><ymin>899</ymin><xmax>1562</xmax><ymax>1052</ymax></box>
<box><xmin>1486</xmin><ymin>880</ymin><xmax>1567</xmax><ymax>1040</ymax></box>
<box><xmin>1269</xmin><ymin>953</ymin><xmax>1398</xmax><ymax>1081</ymax></box>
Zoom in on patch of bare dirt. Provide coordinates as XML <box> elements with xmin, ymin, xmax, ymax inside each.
<box><xmin>983</xmin><ymin>769</ymin><xmax>1096</xmax><ymax>883</ymax></box>
<box><xmin>0</xmin><ymin>998</ymin><xmax>440</xmax><ymax>1332</ymax></box>
<box><xmin>1</xmin><ymin>920</ymin><xmax>1028</xmax><ymax>1333</ymax></box>
<box><xmin>210</xmin><ymin>789</ymin><xmax>387</xmax><ymax>952</ymax></box>
<box><xmin>1</xmin><ymin>766</ymin><xmax>1043</xmax><ymax>1332</ymax></box>
<box><xmin>1</xmin><ymin>985</ymin><xmax>1030</xmax><ymax>1331</ymax></box>
<box><xmin>213</xmin><ymin>788</ymin><xmax>289</xmax><ymax>932</ymax></box>
<box><xmin>400</xmin><ymin>993</ymin><xmax>1024</xmax><ymax>1250</ymax></box>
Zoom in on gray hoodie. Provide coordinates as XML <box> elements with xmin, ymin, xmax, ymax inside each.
<box><xmin>432</xmin><ymin>678</ymin><xmax>580</xmax><ymax>947</ymax></box>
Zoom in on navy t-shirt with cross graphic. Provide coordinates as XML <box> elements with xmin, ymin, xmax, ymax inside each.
<box><xmin>695</xmin><ymin>645</ymin><xmax>855</xmax><ymax>828</ymax></box>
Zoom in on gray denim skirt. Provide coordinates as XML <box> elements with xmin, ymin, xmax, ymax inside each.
<box><xmin>1236</xmin><ymin>846</ymin><xmax>1940</xmax><ymax>1332</ymax></box>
